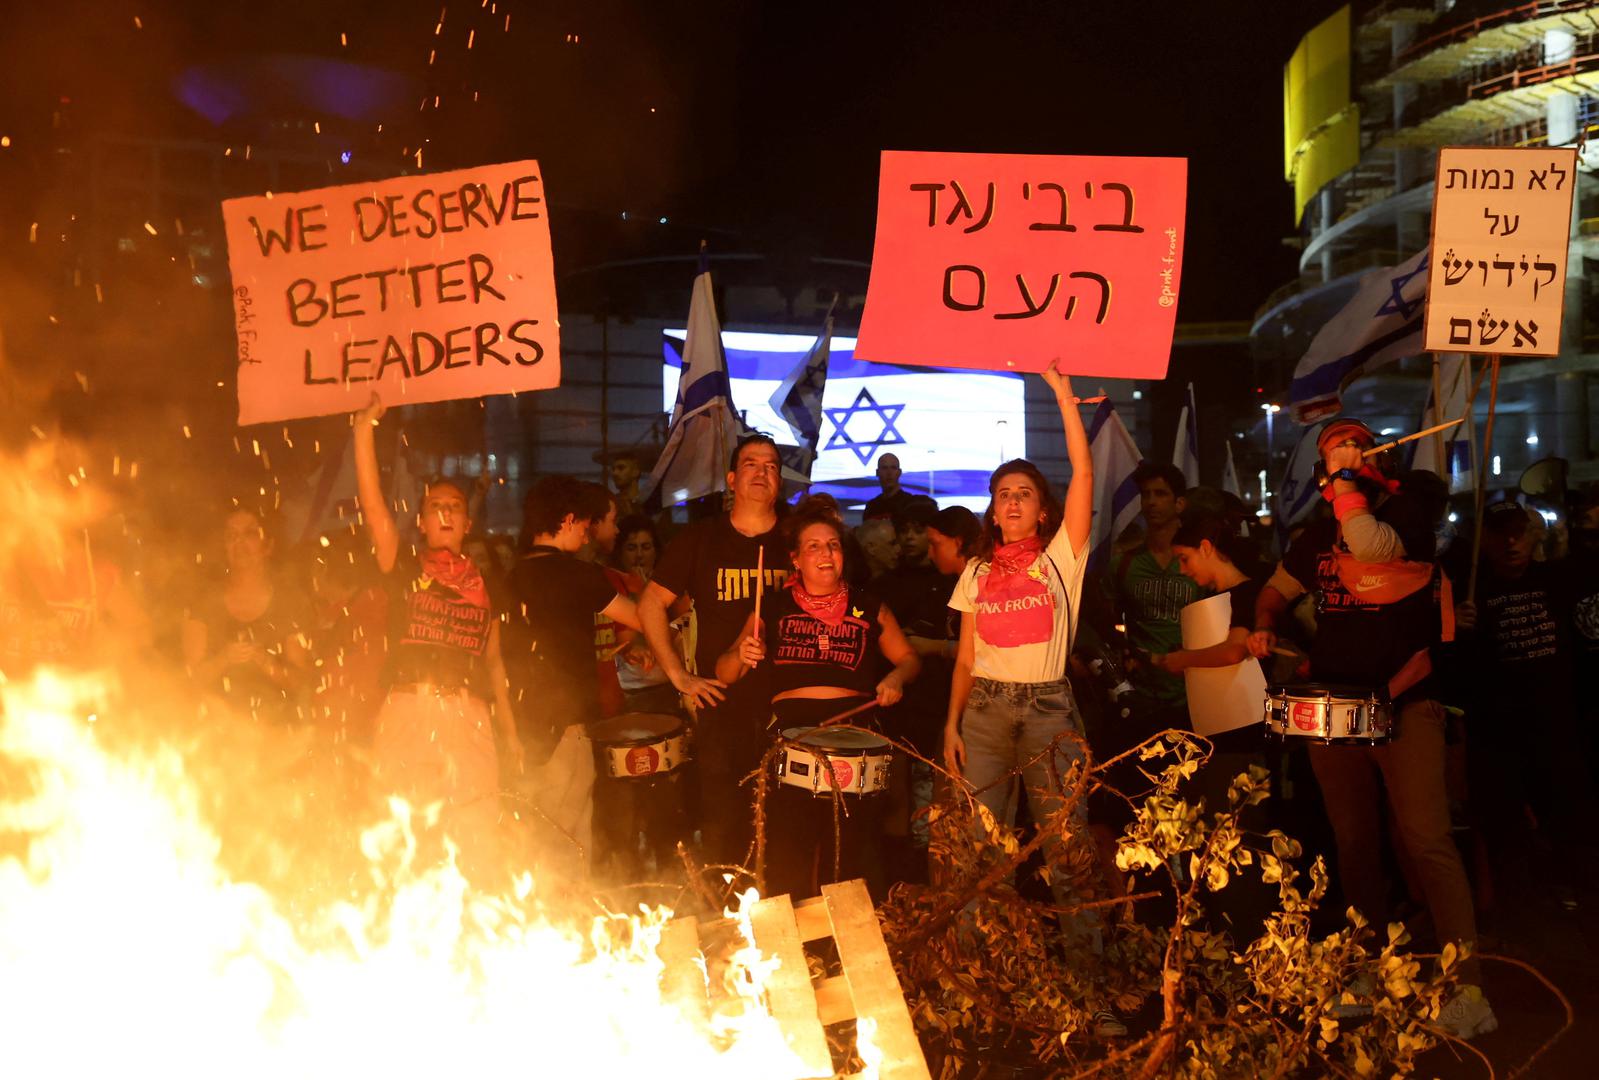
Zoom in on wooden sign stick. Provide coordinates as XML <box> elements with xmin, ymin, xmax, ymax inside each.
<box><xmin>1467</xmin><ymin>356</ymin><xmax>1503</xmax><ymax>605</ymax></box>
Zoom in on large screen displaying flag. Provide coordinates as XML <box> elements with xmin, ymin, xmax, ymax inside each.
<box><xmin>663</xmin><ymin>329</ymin><xmax>1025</xmax><ymax>511</ymax></box>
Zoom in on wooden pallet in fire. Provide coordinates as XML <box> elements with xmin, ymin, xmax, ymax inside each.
<box><xmin>657</xmin><ymin>878</ymin><xmax>931</xmax><ymax>1080</ymax></box>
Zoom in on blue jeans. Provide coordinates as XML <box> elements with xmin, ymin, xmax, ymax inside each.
<box><xmin>960</xmin><ymin>677</ymin><xmax>1098</xmax><ymax>940</ymax></box>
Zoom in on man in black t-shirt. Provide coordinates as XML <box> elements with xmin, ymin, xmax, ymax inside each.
<box><xmin>1456</xmin><ymin>500</ymin><xmax>1596</xmax><ymax>891</ymax></box>
<box><xmin>871</xmin><ymin>499</ymin><xmax>951</xmax><ymax>757</ymax></box>
<box><xmin>1250</xmin><ymin>418</ymin><xmax>1494</xmax><ymax>1039</ymax></box>
<box><xmin>507</xmin><ymin>476</ymin><xmax>639</xmax><ymax>756</ymax></box>
<box><xmin>639</xmin><ymin>435</ymin><xmax>790</xmax><ymax>867</ymax></box>
<box><xmin>875</xmin><ymin>502</ymin><xmax>973</xmax><ymax>882</ymax></box>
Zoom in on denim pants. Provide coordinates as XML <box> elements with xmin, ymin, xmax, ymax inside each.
<box><xmin>961</xmin><ymin>677</ymin><xmax>1097</xmax><ymax>939</ymax></box>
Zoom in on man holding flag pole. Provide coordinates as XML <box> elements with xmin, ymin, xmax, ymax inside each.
<box><xmin>637</xmin><ymin>248</ymin><xmax>791</xmax><ymax>870</ymax></box>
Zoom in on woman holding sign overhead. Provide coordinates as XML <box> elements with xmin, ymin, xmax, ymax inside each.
<box><xmin>351</xmin><ymin>392</ymin><xmax>522</xmax><ymax>884</ymax></box>
<box><xmin>941</xmin><ymin>360</ymin><xmax>1117</xmax><ymax>1026</ymax></box>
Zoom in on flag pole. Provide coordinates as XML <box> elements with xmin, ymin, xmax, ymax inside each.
<box><xmin>1429</xmin><ymin>355</ymin><xmax>1446</xmax><ymax>469</ymax></box>
<box><xmin>1466</xmin><ymin>355</ymin><xmax>1502</xmax><ymax>605</ymax></box>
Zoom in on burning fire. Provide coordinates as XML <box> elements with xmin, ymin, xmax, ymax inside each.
<box><xmin>0</xmin><ymin>667</ymin><xmax>873</xmax><ymax>1078</ymax></box>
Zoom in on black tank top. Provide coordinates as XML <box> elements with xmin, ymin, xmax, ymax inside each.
<box><xmin>763</xmin><ymin>585</ymin><xmax>884</xmax><ymax>701</ymax></box>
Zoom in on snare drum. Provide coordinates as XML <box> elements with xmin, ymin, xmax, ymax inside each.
<box><xmin>776</xmin><ymin>727</ymin><xmax>893</xmax><ymax>796</ymax></box>
<box><xmin>588</xmin><ymin>713</ymin><xmax>691</xmax><ymax>778</ymax></box>
<box><xmin>1263</xmin><ymin>684</ymin><xmax>1392</xmax><ymax>745</ymax></box>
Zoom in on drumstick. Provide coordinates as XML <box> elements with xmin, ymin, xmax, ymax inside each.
<box><xmin>753</xmin><ymin>546</ymin><xmax>765</xmax><ymax>629</ymax></box>
<box><xmin>819</xmin><ymin>699</ymin><xmax>880</xmax><ymax>727</ymax></box>
<box><xmin>1362</xmin><ymin>417</ymin><xmax>1464</xmax><ymax>458</ymax></box>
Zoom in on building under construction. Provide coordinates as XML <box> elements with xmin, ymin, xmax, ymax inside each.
<box><xmin>1254</xmin><ymin>0</ymin><xmax>1599</xmax><ymax>498</ymax></box>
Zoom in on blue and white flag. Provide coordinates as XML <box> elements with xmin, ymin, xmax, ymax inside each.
<box><xmin>1173</xmin><ymin>382</ymin><xmax>1200</xmax><ymax>487</ymax></box>
<box><xmin>1290</xmin><ymin>248</ymin><xmax>1429</xmax><ymax>424</ymax></box>
<box><xmin>1410</xmin><ymin>353</ymin><xmax>1475</xmax><ymax>494</ymax></box>
<box><xmin>1221</xmin><ymin>440</ymin><xmax>1242</xmax><ymax>499</ymax></box>
<box><xmin>1275</xmin><ymin>421</ymin><xmax>1328</xmax><ymax>533</ymax></box>
<box><xmin>645</xmin><ymin>262</ymin><xmax>751</xmax><ymax>507</ymax></box>
<box><xmin>1087</xmin><ymin>399</ymin><xmax>1145</xmax><ymax>570</ymax></box>
<box><xmin>662</xmin><ymin>331</ymin><xmax>1025</xmax><ymax>511</ymax></box>
<box><xmin>768</xmin><ymin>313</ymin><xmax>832</xmax><ymax>479</ymax></box>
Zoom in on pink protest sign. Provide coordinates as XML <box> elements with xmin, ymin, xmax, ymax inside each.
<box><xmin>222</xmin><ymin>159</ymin><xmax>561</xmax><ymax>426</ymax></box>
<box><xmin>855</xmin><ymin>151</ymin><xmax>1187</xmax><ymax>378</ymax></box>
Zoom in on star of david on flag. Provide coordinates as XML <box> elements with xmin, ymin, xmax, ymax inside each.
<box><xmin>824</xmin><ymin>388</ymin><xmax>906</xmax><ymax>466</ymax></box>
<box><xmin>1289</xmin><ymin>248</ymin><xmax>1429</xmax><ymax>423</ymax></box>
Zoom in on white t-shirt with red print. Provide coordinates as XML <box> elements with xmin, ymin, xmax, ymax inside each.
<box><xmin>949</xmin><ymin>525</ymin><xmax>1087</xmax><ymax>684</ymax></box>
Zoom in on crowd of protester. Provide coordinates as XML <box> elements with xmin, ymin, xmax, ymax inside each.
<box><xmin>8</xmin><ymin>374</ymin><xmax>1599</xmax><ymax>1044</ymax></box>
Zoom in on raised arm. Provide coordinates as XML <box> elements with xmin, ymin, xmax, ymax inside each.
<box><xmin>353</xmin><ymin>392</ymin><xmax>399</xmax><ymax>573</ymax></box>
<box><xmin>1040</xmin><ymin>360</ymin><xmax>1092</xmax><ymax>558</ymax></box>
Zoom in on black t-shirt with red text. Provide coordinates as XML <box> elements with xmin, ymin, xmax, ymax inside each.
<box><xmin>763</xmin><ymin>585</ymin><xmax>885</xmax><ymax>706</ymax></box>
<box><xmin>382</xmin><ymin>549</ymin><xmax>498</xmax><ymax>698</ymax></box>
<box><xmin>1280</xmin><ymin>492</ymin><xmax>1442</xmax><ymax>696</ymax></box>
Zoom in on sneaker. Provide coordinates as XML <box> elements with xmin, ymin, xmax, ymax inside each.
<box><xmin>1093</xmin><ymin>1010</ymin><xmax>1128</xmax><ymax>1038</ymax></box>
<box><xmin>1436</xmin><ymin>985</ymin><xmax>1498</xmax><ymax>1040</ymax></box>
<box><xmin>1330</xmin><ymin>972</ymin><xmax>1375</xmax><ymax>1020</ymax></box>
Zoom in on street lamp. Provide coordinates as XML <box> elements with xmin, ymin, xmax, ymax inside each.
<box><xmin>1261</xmin><ymin>403</ymin><xmax>1281</xmax><ymax>471</ymax></box>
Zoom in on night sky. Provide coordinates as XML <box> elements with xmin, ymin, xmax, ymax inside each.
<box><xmin>1</xmin><ymin>0</ymin><xmax>1342</xmax><ymax>324</ymax></box>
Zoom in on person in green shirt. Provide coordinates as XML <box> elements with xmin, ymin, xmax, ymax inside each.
<box><xmin>1107</xmin><ymin>462</ymin><xmax>1209</xmax><ymax>712</ymax></box>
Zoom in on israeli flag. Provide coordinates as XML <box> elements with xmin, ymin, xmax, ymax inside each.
<box><xmin>1275</xmin><ymin>421</ymin><xmax>1329</xmax><ymax>533</ymax></box>
<box><xmin>768</xmin><ymin>313</ymin><xmax>832</xmax><ymax>479</ymax></box>
<box><xmin>663</xmin><ymin>332</ymin><xmax>1026</xmax><ymax>511</ymax></box>
<box><xmin>1173</xmin><ymin>381</ymin><xmax>1200</xmax><ymax>487</ymax></box>
<box><xmin>1087</xmin><ymin>399</ymin><xmax>1145</xmax><ymax>571</ymax></box>
<box><xmin>1289</xmin><ymin>249</ymin><xmax>1429</xmax><ymax>424</ymax></box>
<box><xmin>1222</xmin><ymin>440</ymin><xmax>1242</xmax><ymax>499</ymax></box>
<box><xmin>646</xmin><ymin>264</ymin><xmax>752</xmax><ymax>507</ymax></box>
<box><xmin>1410</xmin><ymin>354</ymin><xmax>1475</xmax><ymax>494</ymax></box>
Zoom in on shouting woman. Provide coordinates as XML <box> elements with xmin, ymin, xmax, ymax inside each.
<box><xmin>941</xmin><ymin>360</ymin><xmax>1122</xmax><ymax>1032</ymax></box>
<box><xmin>352</xmin><ymin>393</ymin><xmax>521</xmax><ymax>882</ymax></box>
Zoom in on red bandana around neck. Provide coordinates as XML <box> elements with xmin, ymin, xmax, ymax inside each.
<box><xmin>420</xmin><ymin>548</ymin><xmax>489</xmax><ymax>609</ymax></box>
<box><xmin>790</xmin><ymin>580</ymin><xmax>850</xmax><ymax>628</ymax></box>
<box><xmin>990</xmin><ymin>535</ymin><xmax>1045</xmax><ymax>580</ymax></box>
<box><xmin>975</xmin><ymin>535</ymin><xmax>1053</xmax><ymax>648</ymax></box>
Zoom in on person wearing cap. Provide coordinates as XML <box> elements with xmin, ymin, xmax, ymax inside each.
<box><xmin>1248</xmin><ymin>417</ymin><xmax>1496</xmax><ymax>1040</ymax></box>
<box><xmin>1455</xmin><ymin>499</ymin><xmax>1595</xmax><ymax>910</ymax></box>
